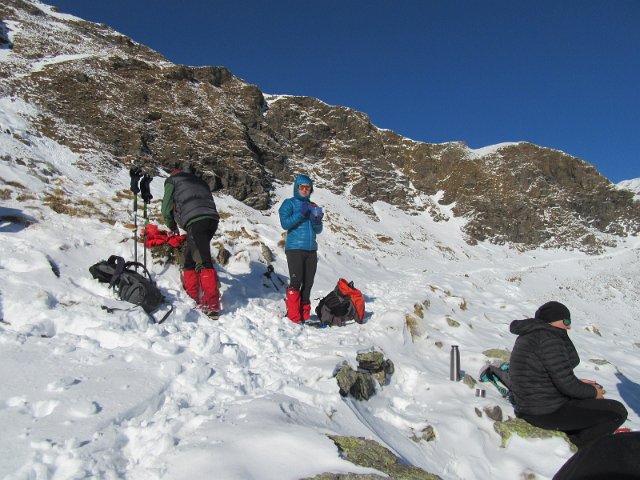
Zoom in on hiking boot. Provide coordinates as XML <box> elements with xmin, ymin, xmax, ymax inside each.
<box><xmin>196</xmin><ymin>305</ymin><xmax>220</xmax><ymax>320</ymax></box>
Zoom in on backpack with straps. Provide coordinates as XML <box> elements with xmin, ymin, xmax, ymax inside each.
<box><xmin>479</xmin><ymin>362</ymin><xmax>515</xmax><ymax>404</ymax></box>
<box><xmin>315</xmin><ymin>278</ymin><xmax>365</xmax><ymax>327</ymax></box>
<box><xmin>89</xmin><ymin>255</ymin><xmax>170</xmax><ymax>322</ymax></box>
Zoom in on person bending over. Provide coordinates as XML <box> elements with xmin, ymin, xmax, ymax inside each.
<box><xmin>162</xmin><ymin>165</ymin><xmax>221</xmax><ymax>319</ymax></box>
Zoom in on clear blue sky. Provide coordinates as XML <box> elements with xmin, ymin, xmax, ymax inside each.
<box><xmin>45</xmin><ymin>0</ymin><xmax>639</xmax><ymax>182</ymax></box>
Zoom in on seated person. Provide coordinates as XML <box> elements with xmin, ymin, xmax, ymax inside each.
<box><xmin>509</xmin><ymin>301</ymin><xmax>628</xmax><ymax>449</ymax></box>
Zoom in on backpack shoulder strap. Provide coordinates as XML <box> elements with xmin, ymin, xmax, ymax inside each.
<box><xmin>123</xmin><ymin>261</ymin><xmax>154</xmax><ymax>282</ymax></box>
<box><xmin>102</xmin><ymin>304</ymin><xmax>174</xmax><ymax>324</ymax></box>
<box><xmin>106</xmin><ymin>255</ymin><xmax>126</xmax><ymax>287</ymax></box>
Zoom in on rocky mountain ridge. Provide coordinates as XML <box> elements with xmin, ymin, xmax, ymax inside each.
<box><xmin>2</xmin><ymin>0</ymin><xmax>639</xmax><ymax>253</ymax></box>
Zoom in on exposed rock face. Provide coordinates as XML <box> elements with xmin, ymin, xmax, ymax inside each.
<box><xmin>265</xmin><ymin>95</ymin><xmax>640</xmax><ymax>252</ymax></box>
<box><xmin>2</xmin><ymin>0</ymin><xmax>639</xmax><ymax>252</ymax></box>
<box><xmin>0</xmin><ymin>19</ymin><xmax>12</xmax><ymax>49</ymax></box>
<box><xmin>2</xmin><ymin>0</ymin><xmax>281</xmax><ymax>209</ymax></box>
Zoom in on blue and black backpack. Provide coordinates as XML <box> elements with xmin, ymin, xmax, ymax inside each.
<box><xmin>479</xmin><ymin>362</ymin><xmax>514</xmax><ymax>404</ymax></box>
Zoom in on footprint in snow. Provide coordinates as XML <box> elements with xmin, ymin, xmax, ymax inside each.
<box><xmin>47</xmin><ymin>376</ymin><xmax>81</xmax><ymax>392</ymax></box>
<box><xmin>4</xmin><ymin>397</ymin><xmax>59</xmax><ymax>418</ymax></box>
<box><xmin>69</xmin><ymin>400</ymin><xmax>102</xmax><ymax>417</ymax></box>
<box><xmin>32</xmin><ymin>400</ymin><xmax>60</xmax><ymax>418</ymax></box>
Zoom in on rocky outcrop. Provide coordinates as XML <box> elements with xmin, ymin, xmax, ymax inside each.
<box><xmin>265</xmin><ymin>95</ymin><xmax>640</xmax><ymax>252</ymax></box>
<box><xmin>2</xmin><ymin>0</ymin><xmax>639</xmax><ymax>252</ymax></box>
<box><xmin>335</xmin><ymin>351</ymin><xmax>394</xmax><ymax>401</ymax></box>
<box><xmin>302</xmin><ymin>435</ymin><xmax>442</xmax><ymax>480</ymax></box>
<box><xmin>1</xmin><ymin>0</ymin><xmax>281</xmax><ymax>209</ymax></box>
<box><xmin>494</xmin><ymin>417</ymin><xmax>576</xmax><ymax>451</ymax></box>
<box><xmin>0</xmin><ymin>19</ymin><xmax>12</xmax><ymax>50</ymax></box>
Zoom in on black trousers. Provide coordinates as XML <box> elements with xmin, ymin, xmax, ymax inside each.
<box><xmin>521</xmin><ymin>398</ymin><xmax>628</xmax><ymax>449</ymax></box>
<box><xmin>553</xmin><ymin>431</ymin><xmax>640</xmax><ymax>480</ymax></box>
<box><xmin>285</xmin><ymin>249</ymin><xmax>317</xmax><ymax>304</ymax></box>
<box><xmin>184</xmin><ymin>218</ymin><xmax>218</xmax><ymax>271</ymax></box>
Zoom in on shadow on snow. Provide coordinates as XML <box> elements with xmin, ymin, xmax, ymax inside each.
<box><xmin>616</xmin><ymin>371</ymin><xmax>640</xmax><ymax>417</ymax></box>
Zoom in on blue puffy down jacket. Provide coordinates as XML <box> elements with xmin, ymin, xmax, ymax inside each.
<box><xmin>279</xmin><ymin>174</ymin><xmax>323</xmax><ymax>251</ymax></box>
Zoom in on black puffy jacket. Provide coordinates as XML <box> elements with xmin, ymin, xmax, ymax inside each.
<box><xmin>509</xmin><ymin>318</ymin><xmax>596</xmax><ymax>416</ymax></box>
<box><xmin>163</xmin><ymin>172</ymin><xmax>219</xmax><ymax>229</ymax></box>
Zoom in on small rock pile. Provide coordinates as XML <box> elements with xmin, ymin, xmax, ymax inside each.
<box><xmin>334</xmin><ymin>351</ymin><xmax>394</xmax><ymax>401</ymax></box>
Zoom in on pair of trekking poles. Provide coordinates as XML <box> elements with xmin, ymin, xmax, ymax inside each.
<box><xmin>263</xmin><ymin>264</ymin><xmax>286</xmax><ymax>292</ymax></box>
<box><xmin>130</xmin><ymin>168</ymin><xmax>153</xmax><ymax>271</ymax></box>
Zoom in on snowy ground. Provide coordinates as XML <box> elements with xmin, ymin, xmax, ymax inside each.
<box><xmin>1</xmin><ymin>97</ymin><xmax>639</xmax><ymax>479</ymax></box>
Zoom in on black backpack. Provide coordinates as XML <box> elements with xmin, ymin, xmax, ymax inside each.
<box><xmin>315</xmin><ymin>279</ymin><xmax>365</xmax><ymax>327</ymax></box>
<box><xmin>89</xmin><ymin>255</ymin><xmax>171</xmax><ymax>322</ymax></box>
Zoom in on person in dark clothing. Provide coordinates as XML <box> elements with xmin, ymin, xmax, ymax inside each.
<box><xmin>553</xmin><ymin>431</ymin><xmax>640</xmax><ymax>480</ymax></box>
<box><xmin>509</xmin><ymin>301</ymin><xmax>628</xmax><ymax>449</ymax></box>
<box><xmin>278</xmin><ymin>174</ymin><xmax>323</xmax><ymax>323</ymax></box>
<box><xmin>162</xmin><ymin>166</ymin><xmax>221</xmax><ymax>319</ymax></box>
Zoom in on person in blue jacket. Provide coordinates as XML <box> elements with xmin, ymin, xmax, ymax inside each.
<box><xmin>278</xmin><ymin>174</ymin><xmax>323</xmax><ymax>323</ymax></box>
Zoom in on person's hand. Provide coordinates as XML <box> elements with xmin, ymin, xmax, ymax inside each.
<box><xmin>581</xmin><ymin>379</ymin><xmax>597</xmax><ymax>384</ymax></box>
<box><xmin>299</xmin><ymin>202</ymin><xmax>311</xmax><ymax>217</ymax></box>
<box><xmin>168</xmin><ymin>229</ymin><xmax>180</xmax><ymax>237</ymax></box>
<box><xmin>593</xmin><ymin>383</ymin><xmax>606</xmax><ymax>399</ymax></box>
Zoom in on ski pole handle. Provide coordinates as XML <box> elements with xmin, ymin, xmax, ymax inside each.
<box><xmin>140</xmin><ymin>174</ymin><xmax>153</xmax><ymax>203</ymax></box>
<box><xmin>130</xmin><ymin>168</ymin><xmax>143</xmax><ymax>194</ymax></box>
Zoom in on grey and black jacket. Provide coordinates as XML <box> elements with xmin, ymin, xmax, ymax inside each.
<box><xmin>162</xmin><ymin>171</ymin><xmax>219</xmax><ymax>230</ymax></box>
<box><xmin>509</xmin><ymin>318</ymin><xmax>596</xmax><ymax>416</ymax></box>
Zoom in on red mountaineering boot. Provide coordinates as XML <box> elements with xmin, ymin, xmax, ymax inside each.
<box><xmin>182</xmin><ymin>269</ymin><xmax>200</xmax><ymax>303</ymax></box>
<box><xmin>199</xmin><ymin>268</ymin><xmax>221</xmax><ymax>319</ymax></box>
<box><xmin>285</xmin><ymin>288</ymin><xmax>302</xmax><ymax>323</ymax></box>
<box><xmin>301</xmin><ymin>303</ymin><xmax>312</xmax><ymax>321</ymax></box>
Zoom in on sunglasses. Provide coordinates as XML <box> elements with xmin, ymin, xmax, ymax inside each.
<box><xmin>298</xmin><ymin>184</ymin><xmax>311</xmax><ymax>190</ymax></box>
<box><xmin>563</xmin><ymin>319</ymin><xmax>571</xmax><ymax>326</ymax></box>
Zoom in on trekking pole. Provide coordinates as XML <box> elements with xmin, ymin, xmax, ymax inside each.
<box><xmin>264</xmin><ymin>264</ymin><xmax>286</xmax><ymax>292</ymax></box>
<box><xmin>272</xmin><ymin>265</ymin><xmax>286</xmax><ymax>288</ymax></box>
<box><xmin>140</xmin><ymin>174</ymin><xmax>153</xmax><ymax>271</ymax></box>
<box><xmin>129</xmin><ymin>168</ymin><xmax>143</xmax><ymax>270</ymax></box>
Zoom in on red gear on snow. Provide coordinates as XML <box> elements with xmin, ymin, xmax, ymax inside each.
<box><xmin>143</xmin><ymin>224</ymin><xmax>187</xmax><ymax>248</ymax></box>
<box><xmin>337</xmin><ymin>278</ymin><xmax>365</xmax><ymax>322</ymax></box>
<box><xmin>301</xmin><ymin>302</ymin><xmax>312</xmax><ymax>321</ymax></box>
<box><xmin>285</xmin><ymin>288</ymin><xmax>302</xmax><ymax>323</ymax></box>
<box><xmin>182</xmin><ymin>269</ymin><xmax>200</xmax><ymax>303</ymax></box>
<box><xmin>199</xmin><ymin>268</ymin><xmax>220</xmax><ymax>313</ymax></box>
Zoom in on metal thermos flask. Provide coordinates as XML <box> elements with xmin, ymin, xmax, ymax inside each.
<box><xmin>450</xmin><ymin>345</ymin><xmax>461</xmax><ymax>381</ymax></box>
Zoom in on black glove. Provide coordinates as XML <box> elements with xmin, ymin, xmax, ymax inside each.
<box><xmin>129</xmin><ymin>168</ymin><xmax>143</xmax><ymax>194</ymax></box>
<box><xmin>140</xmin><ymin>174</ymin><xmax>153</xmax><ymax>203</ymax></box>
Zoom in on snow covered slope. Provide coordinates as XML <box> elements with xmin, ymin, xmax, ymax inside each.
<box><xmin>1</xmin><ymin>98</ymin><xmax>639</xmax><ymax>480</ymax></box>
<box><xmin>618</xmin><ymin>178</ymin><xmax>640</xmax><ymax>200</ymax></box>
